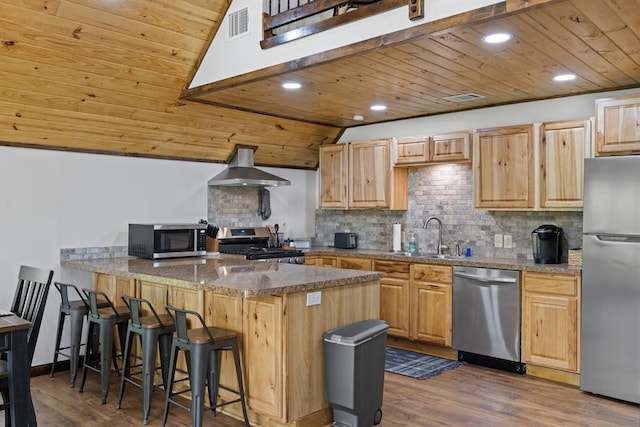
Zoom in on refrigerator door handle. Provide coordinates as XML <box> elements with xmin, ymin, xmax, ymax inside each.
<box><xmin>594</xmin><ymin>234</ymin><xmax>640</xmax><ymax>243</ymax></box>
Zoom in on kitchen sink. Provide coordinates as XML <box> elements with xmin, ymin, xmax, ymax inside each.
<box><xmin>392</xmin><ymin>252</ymin><xmax>466</xmax><ymax>260</ymax></box>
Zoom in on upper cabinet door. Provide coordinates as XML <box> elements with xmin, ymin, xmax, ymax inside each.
<box><xmin>540</xmin><ymin>120</ymin><xmax>590</xmax><ymax>209</ymax></box>
<box><xmin>431</xmin><ymin>132</ymin><xmax>471</xmax><ymax>163</ymax></box>
<box><xmin>395</xmin><ymin>136</ymin><xmax>430</xmax><ymax>165</ymax></box>
<box><xmin>349</xmin><ymin>139</ymin><xmax>391</xmax><ymax>208</ymax></box>
<box><xmin>473</xmin><ymin>125</ymin><xmax>534</xmax><ymax>209</ymax></box>
<box><xmin>319</xmin><ymin>144</ymin><xmax>348</xmax><ymax>209</ymax></box>
<box><xmin>596</xmin><ymin>95</ymin><xmax>640</xmax><ymax>156</ymax></box>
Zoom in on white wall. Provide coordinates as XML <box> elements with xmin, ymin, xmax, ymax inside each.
<box><xmin>190</xmin><ymin>0</ymin><xmax>497</xmax><ymax>86</ymax></box>
<box><xmin>0</xmin><ymin>145</ymin><xmax>315</xmax><ymax>366</ymax></box>
<box><xmin>340</xmin><ymin>88</ymin><xmax>640</xmax><ymax>142</ymax></box>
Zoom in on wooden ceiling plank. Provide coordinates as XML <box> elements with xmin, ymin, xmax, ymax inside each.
<box><xmin>570</xmin><ymin>0</ymin><xmax>640</xmax><ymax>68</ymax></box>
<box><xmin>549</xmin><ymin>1</ymin><xmax>640</xmax><ymax>83</ymax></box>
<box><xmin>0</xmin><ymin>57</ymin><xmax>184</xmax><ymax>106</ymax></box>
<box><xmin>4</xmin><ymin>0</ymin><xmax>61</xmax><ymax>14</ymax></box>
<box><xmin>511</xmin><ymin>11</ymin><xmax>623</xmax><ymax>88</ymax></box>
<box><xmin>0</xmin><ymin>34</ymin><xmax>189</xmax><ymax>90</ymax></box>
<box><xmin>56</xmin><ymin>1</ymin><xmax>206</xmax><ymax>54</ymax></box>
<box><xmin>63</xmin><ymin>0</ymin><xmax>223</xmax><ymax>41</ymax></box>
<box><xmin>0</xmin><ymin>3</ymin><xmax>202</xmax><ymax>65</ymax></box>
<box><xmin>376</xmin><ymin>42</ymin><xmax>533</xmax><ymax>103</ymax></box>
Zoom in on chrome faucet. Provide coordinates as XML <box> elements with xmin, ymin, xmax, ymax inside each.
<box><xmin>423</xmin><ymin>216</ymin><xmax>446</xmax><ymax>254</ymax></box>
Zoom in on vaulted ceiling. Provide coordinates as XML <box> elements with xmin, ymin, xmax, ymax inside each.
<box><xmin>1</xmin><ymin>0</ymin><xmax>639</xmax><ymax>170</ymax></box>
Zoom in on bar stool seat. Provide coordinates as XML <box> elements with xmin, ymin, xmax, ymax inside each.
<box><xmin>79</xmin><ymin>289</ymin><xmax>130</xmax><ymax>404</ymax></box>
<box><xmin>50</xmin><ymin>282</ymin><xmax>108</xmax><ymax>387</ymax></box>
<box><xmin>162</xmin><ymin>305</ymin><xmax>250</xmax><ymax>427</ymax></box>
<box><xmin>116</xmin><ymin>295</ymin><xmax>175</xmax><ymax>425</ymax></box>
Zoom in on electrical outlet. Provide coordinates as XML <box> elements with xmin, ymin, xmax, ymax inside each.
<box><xmin>503</xmin><ymin>234</ymin><xmax>513</xmax><ymax>249</ymax></box>
<box><xmin>494</xmin><ymin>234</ymin><xmax>504</xmax><ymax>248</ymax></box>
<box><xmin>306</xmin><ymin>291</ymin><xmax>321</xmax><ymax>306</ymax></box>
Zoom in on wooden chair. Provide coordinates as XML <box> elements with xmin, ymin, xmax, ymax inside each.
<box><xmin>0</xmin><ymin>265</ymin><xmax>54</xmax><ymax>426</ymax></box>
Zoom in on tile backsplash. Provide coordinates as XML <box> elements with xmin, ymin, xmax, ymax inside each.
<box><xmin>314</xmin><ymin>164</ymin><xmax>583</xmax><ymax>260</ymax></box>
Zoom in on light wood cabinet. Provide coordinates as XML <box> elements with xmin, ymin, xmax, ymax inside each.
<box><xmin>319</xmin><ymin>144</ymin><xmax>348</xmax><ymax>209</ymax></box>
<box><xmin>522</xmin><ymin>271</ymin><xmax>580</xmax><ymax>373</ymax></box>
<box><xmin>473</xmin><ymin>124</ymin><xmax>535</xmax><ymax>209</ymax></box>
<box><xmin>395</xmin><ymin>135</ymin><xmax>430</xmax><ymax>164</ymax></box>
<box><xmin>374</xmin><ymin>260</ymin><xmax>410</xmax><ymax>338</ymax></box>
<box><xmin>595</xmin><ymin>95</ymin><xmax>640</xmax><ymax>156</ymax></box>
<box><xmin>394</xmin><ymin>132</ymin><xmax>470</xmax><ymax>165</ymax></box>
<box><xmin>410</xmin><ymin>264</ymin><xmax>452</xmax><ymax>346</ymax></box>
<box><xmin>304</xmin><ymin>255</ymin><xmax>337</xmax><ymax>267</ymax></box>
<box><xmin>93</xmin><ymin>272</ymin><xmax>136</xmax><ymax>303</ymax></box>
<box><xmin>474</xmin><ymin>122</ymin><xmax>588</xmax><ymax>210</ymax></box>
<box><xmin>539</xmin><ymin>120</ymin><xmax>589</xmax><ymax>209</ymax></box>
<box><xmin>319</xmin><ymin>140</ymin><xmax>408</xmax><ymax>210</ymax></box>
<box><xmin>337</xmin><ymin>256</ymin><xmax>372</xmax><ymax>270</ymax></box>
<box><xmin>431</xmin><ymin>132</ymin><xmax>471</xmax><ymax>163</ymax></box>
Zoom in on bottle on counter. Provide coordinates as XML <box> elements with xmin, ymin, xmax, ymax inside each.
<box><xmin>408</xmin><ymin>232</ymin><xmax>418</xmax><ymax>254</ymax></box>
<box><xmin>465</xmin><ymin>240</ymin><xmax>472</xmax><ymax>257</ymax></box>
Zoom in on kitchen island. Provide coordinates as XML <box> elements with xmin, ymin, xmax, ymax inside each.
<box><xmin>62</xmin><ymin>256</ymin><xmax>382</xmax><ymax>427</ymax></box>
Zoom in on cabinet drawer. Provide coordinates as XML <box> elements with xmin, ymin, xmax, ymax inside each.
<box><xmin>338</xmin><ymin>257</ymin><xmax>372</xmax><ymax>271</ymax></box>
<box><xmin>412</xmin><ymin>264</ymin><xmax>452</xmax><ymax>284</ymax></box>
<box><xmin>374</xmin><ymin>260</ymin><xmax>410</xmax><ymax>278</ymax></box>
<box><xmin>523</xmin><ymin>272</ymin><xmax>579</xmax><ymax>296</ymax></box>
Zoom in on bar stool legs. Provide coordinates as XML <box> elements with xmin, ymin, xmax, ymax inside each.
<box><xmin>116</xmin><ymin>295</ymin><xmax>175</xmax><ymax>425</ymax></box>
<box><xmin>162</xmin><ymin>305</ymin><xmax>250</xmax><ymax>427</ymax></box>
<box><xmin>79</xmin><ymin>289</ymin><xmax>130</xmax><ymax>404</ymax></box>
<box><xmin>50</xmin><ymin>301</ymin><xmax>87</xmax><ymax>387</ymax></box>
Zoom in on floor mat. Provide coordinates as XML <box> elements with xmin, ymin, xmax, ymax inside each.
<box><xmin>385</xmin><ymin>347</ymin><xmax>465</xmax><ymax>380</ymax></box>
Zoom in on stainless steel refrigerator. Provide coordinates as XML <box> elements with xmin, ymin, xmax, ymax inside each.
<box><xmin>581</xmin><ymin>156</ymin><xmax>640</xmax><ymax>404</ymax></box>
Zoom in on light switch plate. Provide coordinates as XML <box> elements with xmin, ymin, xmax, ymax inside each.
<box><xmin>306</xmin><ymin>291</ymin><xmax>321</xmax><ymax>306</ymax></box>
<box><xmin>494</xmin><ymin>234</ymin><xmax>503</xmax><ymax>248</ymax></box>
<box><xmin>503</xmin><ymin>234</ymin><xmax>513</xmax><ymax>249</ymax></box>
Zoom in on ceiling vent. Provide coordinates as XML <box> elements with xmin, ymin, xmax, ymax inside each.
<box><xmin>444</xmin><ymin>93</ymin><xmax>485</xmax><ymax>102</ymax></box>
<box><xmin>228</xmin><ymin>7</ymin><xmax>249</xmax><ymax>39</ymax></box>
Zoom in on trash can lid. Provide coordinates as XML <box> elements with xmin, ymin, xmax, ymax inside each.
<box><xmin>323</xmin><ymin>319</ymin><xmax>388</xmax><ymax>346</ymax></box>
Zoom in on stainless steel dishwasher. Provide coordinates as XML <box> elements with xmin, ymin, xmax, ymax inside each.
<box><xmin>452</xmin><ymin>266</ymin><xmax>525</xmax><ymax>373</ymax></box>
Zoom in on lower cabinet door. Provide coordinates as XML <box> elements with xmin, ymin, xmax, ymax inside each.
<box><xmin>380</xmin><ymin>277</ymin><xmax>410</xmax><ymax>338</ymax></box>
<box><xmin>411</xmin><ymin>282</ymin><xmax>452</xmax><ymax>346</ymax></box>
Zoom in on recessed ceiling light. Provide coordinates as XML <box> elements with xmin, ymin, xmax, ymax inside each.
<box><xmin>282</xmin><ymin>82</ymin><xmax>302</xmax><ymax>90</ymax></box>
<box><xmin>353</xmin><ymin>114</ymin><xmax>365</xmax><ymax>121</ymax></box>
<box><xmin>483</xmin><ymin>33</ymin><xmax>512</xmax><ymax>44</ymax></box>
<box><xmin>553</xmin><ymin>73</ymin><xmax>577</xmax><ymax>82</ymax></box>
<box><xmin>370</xmin><ymin>104</ymin><xmax>387</xmax><ymax>111</ymax></box>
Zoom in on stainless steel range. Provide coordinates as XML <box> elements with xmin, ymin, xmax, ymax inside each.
<box><xmin>216</xmin><ymin>226</ymin><xmax>305</xmax><ymax>264</ymax></box>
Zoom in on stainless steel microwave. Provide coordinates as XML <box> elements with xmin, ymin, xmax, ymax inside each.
<box><xmin>128</xmin><ymin>223</ymin><xmax>207</xmax><ymax>259</ymax></box>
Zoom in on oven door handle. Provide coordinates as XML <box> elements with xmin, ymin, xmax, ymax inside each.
<box><xmin>453</xmin><ymin>272</ymin><xmax>517</xmax><ymax>283</ymax></box>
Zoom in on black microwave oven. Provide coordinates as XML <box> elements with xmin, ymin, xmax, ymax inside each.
<box><xmin>128</xmin><ymin>223</ymin><xmax>207</xmax><ymax>259</ymax></box>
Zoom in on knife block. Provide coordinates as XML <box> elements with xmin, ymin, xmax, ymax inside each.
<box><xmin>206</xmin><ymin>237</ymin><xmax>219</xmax><ymax>252</ymax></box>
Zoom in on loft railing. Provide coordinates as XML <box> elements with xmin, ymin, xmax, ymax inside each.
<box><xmin>261</xmin><ymin>0</ymin><xmax>414</xmax><ymax>49</ymax></box>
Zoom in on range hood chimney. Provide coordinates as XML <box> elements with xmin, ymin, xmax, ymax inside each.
<box><xmin>208</xmin><ymin>145</ymin><xmax>290</xmax><ymax>187</ymax></box>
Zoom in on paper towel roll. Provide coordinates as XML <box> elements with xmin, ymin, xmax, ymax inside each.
<box><xmin>392</xmin><ymin>223</ymin><xmax>402</xmax><ymax>252</ymax></box>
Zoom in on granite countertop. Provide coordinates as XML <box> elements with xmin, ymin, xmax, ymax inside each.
<box><xmin>304</xmin><ymin>247</ymin><xmax>582</xmax><ymax>274</ymax></box>
<box><xmin>61</xmin><ymin>256</ymin><xmax>383</xmax><ymax>297</ymax></box>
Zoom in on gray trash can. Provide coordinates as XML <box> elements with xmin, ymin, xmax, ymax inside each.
<box><xmin>323</xmin><ymin>319</ymin><xmax>389</xmax><ymax>427</ymax></box>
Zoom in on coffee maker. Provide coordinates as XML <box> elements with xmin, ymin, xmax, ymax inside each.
<box><xmin>531</xmin><ymin>224</ymin><xmax>563</xmax><ymax>264</ymax></box>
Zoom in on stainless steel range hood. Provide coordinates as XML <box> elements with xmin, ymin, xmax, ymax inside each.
<box><xmin>208</xmin><ymin>145</ymin><xmax>290</xmax><ymax>187</ymax></box>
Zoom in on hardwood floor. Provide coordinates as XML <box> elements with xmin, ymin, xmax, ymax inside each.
<box><xmin>7</xmin><ymin>364</ymin><xmax>639</xmax><ymax>426</ymax></box>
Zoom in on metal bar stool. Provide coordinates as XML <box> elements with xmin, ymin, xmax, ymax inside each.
<box><xmin>161</xmin><ymin>305</ymin><xmax>250</xmax><ymax>427</ymax></box>
<box><xmin>79</xmin><ymin>289</ymin><xmax>130</xmax><ymax>404</ymax></box>
<box><xmin>49</xmin><ymin>282</ymin><xmax>108</xmax><ymax>387</ymax></box>
<box><xmin>116</xmin><ymin>295</ymin><xmax>175</xmax><ymax>425</ymax></box>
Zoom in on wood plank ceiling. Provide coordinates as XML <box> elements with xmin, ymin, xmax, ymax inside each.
<box><xmin>186</xmin><ymin>0</ymin><xmax>640</xmax><ymax>128</ymax></box>
<box><xmin>0</xmin><ymin>0</ymin><xmax>337</xmax><ymax>169</ymax></box>
<box><xmin>1</xmin><ymin>0</ymin><xmax>639</xmax><ymax>170</ymax></box>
